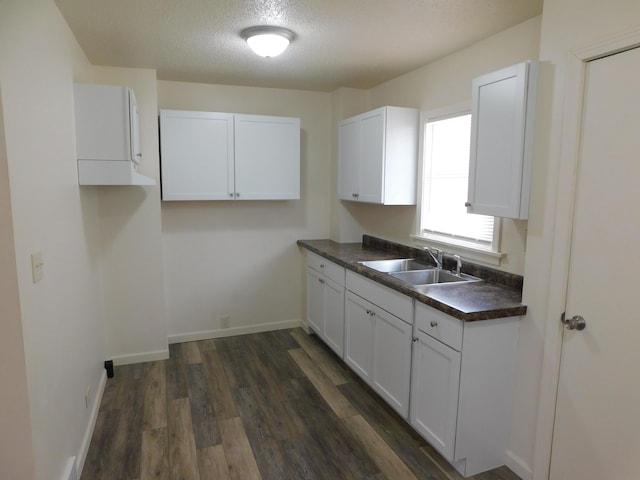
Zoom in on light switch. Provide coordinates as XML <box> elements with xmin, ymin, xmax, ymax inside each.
<box><xmin>31</xmin><ymin>252</ymin><xmax>44</xmax><ymax>283</ymax></box>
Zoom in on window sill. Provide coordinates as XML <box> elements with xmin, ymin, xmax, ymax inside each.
<box><xmin>410</xmin><ymin>234</ymin><xmax>504</xmax><ymax>266</ymax></box>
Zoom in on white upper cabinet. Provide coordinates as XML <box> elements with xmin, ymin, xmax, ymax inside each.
<box><xmin>74</xmin><ymin>83</ymin><xmax>155</xmax><ymax>186</ymax></box>
<box><xmin>160</xmin><ymin>110</ymin><xmax>300</xmax><ymax>201</ymax></box>
<box><xmin>234</xmin><ymin>114</ymin><xmax>300</xmax><ymax>200</ymax></box>
<box><xmin>338</xmin><ymin>106</ymin><xmax>418</xmax><ymax>205</ymax></box>
<box><xmin>467</xmin><ymin>60</ymin><xmax>538</xmax><ymax>219</ymax></box>
<box><xmin>160</xmin><ymin>110</ymin><xmax>234</xmax><ymax>200</ymax></box>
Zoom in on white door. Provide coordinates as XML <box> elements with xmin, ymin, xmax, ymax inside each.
<box><xmin>550</xmin><ymin>46</ymin><xmax>640</xmax><ymax>479</ymax></box>
<box><xmin>344</xmin><ymin>291</ymin><xmax>375</xmax><ymax>382</ymax></box>
<box><xmin>338</xmin><ymin>117</ymin><xmax>360</xmax><ymax>200</ymax></box>
<box><xmin>410</xmin><ymin>329</ymin><xmax>461</xmax><ymax>461</ymax></box>
<box><xmin>323</xmin><ymin>277</ymin><xmax>345</xmax><ymax>357</ymax></box>
<box><xmin>306</xmin><ymin>269</ymin><xmax>324</xmax><ymax>335</ymax></box>
<box><xmin>234</xmin><ymin>114</ymin><xmax>300</xmax><ymax>200</ymax></box>
<box><xmin>159</xmin><ymin>110</ymin><xmax>234</xmax><ymax>200</ymax></box>
<box><xmin>358</xmin><ymin>108</ymin><xmax>385</xmax><ymax>203</ymax></box>
<box><xmin>372</xmin><ymin>309</ymin><xmax>412</xmax><ymax>418</ymax></box>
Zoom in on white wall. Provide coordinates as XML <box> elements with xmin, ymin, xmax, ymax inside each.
<box><xmin>0</xmin><ymin>1</ymin><xmax>107</xmax><ymax>479</ymax></box>
<box><xmin>77</xmin><ymin>66</ymin><xmax>169</xmax><ymax>365</ymax></box>
<box><xmin>523</xmin><ymin>1</ymin><xmax>640</xmax><ymax>478</ymax></box>
<box><xmin>157</xmin><ymin>81</ymin><xmax>332</xmax><ymax>340</ymax></box>
<box><xmin>331</xmin><ymin>17</ymin><xmax>541</xmax><ymax>275</ymax></box>
<box><xmin>0</xmin><ymin>85</ymin><xmax>36</xmax><ymax>480</ymax></box>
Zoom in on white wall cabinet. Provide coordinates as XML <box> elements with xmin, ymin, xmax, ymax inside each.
<box><xmin>74</xmin><ymin>83</ymin><xmax>155</xmax><ymax>185</ymax></box>
<box><xmin>160</xmin><ymin>110</ymin><xmax>300</xmax><ymax>201</ymax></box>
<box><xmin>306</xmin><ymin>252</ymin><xmax>345</xmax><ymax>357</ymax></box>
<box><xmin>338</xmin><ymin>106</ymin><xmax>418</xmax><ymax>205</ymax></box>
<box><xmin>410</xmin><ymin>302</ymin><xmax>520</xmax><ymax>477</ymax></box>
<box><xmin>467</xmin><ymin>60</ymin><xmax>538</xmax><ymax>219</ymax></box>
<box><xmin>345</xmin><ymin>271</ymin><xmax>413</xmax><ymax>418</ymax></box>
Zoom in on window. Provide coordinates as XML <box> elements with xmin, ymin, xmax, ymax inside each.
<box><xmin>415</xmin><ymin>110</ymin><xmax>500</xmax><ymax>260</ymax></box>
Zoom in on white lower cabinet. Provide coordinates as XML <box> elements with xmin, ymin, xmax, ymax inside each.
<box><xmin>344</xmin><ymin>271</ymin><xmax>413</xmax><ymax>418</ymax></box>
<box><xmin>410</xmin><ymin>329</ymin><xmax>461</xmax><ymax>461</ymax></box>
<box><xmin>344</xmin><ymin>292</ymin><xmax>375</xmax><ymax>381</ymax></box>
<box><xmin>371</xmin><ymin>306</ymin><xmax>412</xmax><ymax>417</ymax></box>
<box><xmin>306</xmin><ymin>252</ymin><xmax>345</xmax><ymax>357</ymax></box>
<box><xmin>410</xmin><ymin>302</ymin><xmax>520</xmax><ymax>477</ymax></box>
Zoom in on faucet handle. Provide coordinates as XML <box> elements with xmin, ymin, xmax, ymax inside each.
<box><xmin>453</xmin><ymin>254</ymin><xmax>462</xmax><ymax>275</ymax></box>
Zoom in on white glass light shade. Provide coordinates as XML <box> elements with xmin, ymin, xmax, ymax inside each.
<box><xmin>247</xmin><ymin>34</ymin><xmax>290</xmax><ymax>57</ymax></box>
<box><xmin>241</xmin><ymin>26</ymin><xmax>294</xmax><ymax>58</ymax></box>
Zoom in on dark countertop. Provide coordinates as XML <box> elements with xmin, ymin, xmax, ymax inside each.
<box><xmin>298</xmin><ymin>238</ymin><xmax>527</xmax><ymax>322</ymax></box>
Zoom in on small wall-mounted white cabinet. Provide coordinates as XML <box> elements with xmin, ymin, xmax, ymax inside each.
<box><xmin>73</xmin><ymin>83</ymin><xmax>155</xmax><ymax>186</ymax></box>
<box><xmin>160</xmin><ymin>110</ymin><xmax>300</xmax><ymax>201</ymax></box>
<box><xmin>338</xmin><ymin>106</ymin><xmax>418</xmax><ymax>205</ymax></box>
<box><xmin>410</xmin><ymin>302</ymin><xmax>520</xmax><ymax>477</ymax></box>
<box><xmin>306</xmin><ymin>252</ymin><xmax>345</xmax><ymax>357</ymax></box>
<box><xmin>344</xmin><ymin>271</ymin><xmax>413</xmax><ymax>418</ymax></box>
<box><xmin>467</xmin><ymin>60</ymin><xmax>538</xmax><ymax>219</ymax></box>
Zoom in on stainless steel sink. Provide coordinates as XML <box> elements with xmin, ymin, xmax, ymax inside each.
<box><xmin>389</xmin><ymin>269</ymin><xmax>481</xmax><ymax>286</ymax></box>
<box><xmin>358</xmin><ymin>258</ymin><xmax>433</xmax><ymax>273</ymax></box>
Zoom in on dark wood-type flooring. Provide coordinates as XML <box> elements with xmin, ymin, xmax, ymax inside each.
<box><xmin>82</xmin><ymin>328</ymin><xmax>521</xmax><ymax>480</ymax></box>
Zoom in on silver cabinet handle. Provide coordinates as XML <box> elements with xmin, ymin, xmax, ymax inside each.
<box><xmin>229</xmin><ymin>193</ymin><xmax>234</xmax><ymax>198</ymax></box>
<box><xmin>318</xmin><ymin>279</ymin><xmax>325</xmax><ymax>284</ymax></box>
<box><xmin>465</xmin><ymin>202</ymin><xmax>471</xmax><ymax>207</ymax></box>
<box><xmin>430</xmin><ymin>321</ymin><xmax>438</xmax><ymax>327</ymax></box>
<box><xmin>412</xmin><ymin>337</ymin><xmax>419</xmax><ymax>343</ymax></box>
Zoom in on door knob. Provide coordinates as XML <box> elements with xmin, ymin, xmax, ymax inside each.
<box><xmin>561</xmin><ymin>313</ymin><xmax>586</xmax><ymax>331</ymax></box>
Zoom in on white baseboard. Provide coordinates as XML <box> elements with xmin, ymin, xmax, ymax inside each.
<box><xmin>506</xmin><ymin>449</ymin><xmax>533</xmax><ymax>480</ymax></box>
<box><xmin>110</xmin><ymin>349</ymin><xmax>170</xmax><ymax>366</ymax></box>
<box><xmin>168</xmin><ymin>319</ymin><xmax>302</xmax><ymax>344</ymax></box>
<box><xmin>76</xmin><ymin>370</ymin><xmax>107</xmax><ymax>479</ymax></box>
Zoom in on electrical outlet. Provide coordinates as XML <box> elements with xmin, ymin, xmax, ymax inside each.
<box><xmin>220</xmin><ymin>315</ymin><xmax>230</xmax><ymax>329</ymax></box>
<box><xmin>85</xmin><ymin>387</ymin><xmax>90</xmax><ymax>409</ymax></box>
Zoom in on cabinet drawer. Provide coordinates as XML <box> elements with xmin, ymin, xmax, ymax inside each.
<box><xmin>307</xmin><ymin>252</ymin><xmax>345</xmax><ymax>286</ymax></box>
<box><xmin>346</xmin><ymin>270</ymin><xmax>413</xmax><ymax>321</ymax></box>
<box><xmin>415</xmin><ymin>302</ymin><xmax>463</xmax><ymax>351</ymax></box>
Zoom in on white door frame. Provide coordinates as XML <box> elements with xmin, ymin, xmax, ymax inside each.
<box><xmin>533</xmin><ymin>27</ymin><xmax>640</xmax><ymax>480</ymax></box>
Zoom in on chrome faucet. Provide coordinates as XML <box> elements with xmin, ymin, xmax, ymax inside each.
<box><xmin>454</xmin><ymin>255</ymin><xmax>462</xmax><ymax>276</ymax></box>
<box><xmin>425</xmin><ymin>247</ymin><xmax>443</xmax><ymax>269</ymax></box>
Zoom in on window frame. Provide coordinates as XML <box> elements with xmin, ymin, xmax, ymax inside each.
<box><xmin>413</xmin><ymin>104</ymin><xmax>504</xmax><ymax>266</ymax></box>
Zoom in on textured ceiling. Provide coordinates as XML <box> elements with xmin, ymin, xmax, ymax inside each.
<box><xmin>55</xmin><ymin>0</ymin><xmax>542</xmax><ymax>92</ymax></box>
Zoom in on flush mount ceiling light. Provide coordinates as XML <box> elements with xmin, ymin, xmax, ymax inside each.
<box><xmin>241</xmin><ymin>26</ymin><xmax>295</xmax><ymax>58</ymax></box>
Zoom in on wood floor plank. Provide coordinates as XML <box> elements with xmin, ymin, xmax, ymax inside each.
<box><xmin>199</xmin><ymin>346</ymin><xmax>238</xmax><ymax>420</ymax></box>
<box><xmin>143</xmin><ymin>361</ymin><xmax>167</xmax><ymax>431</ymax></box>
<box><xmin>197</xmin><ymin>445</ymin><xmax>231</xmax><ymax>480</ymax></box>
<box><xmin>183</xmin><ymin>341</ymin><xmax>203</xmax><ymax>364</ymax></box>
<box><xmin>84</xmin><ymin>331</ymin><xmax>521</xmax><ymax>480</ymax></box>
<box><xmin>166</xmin><ymin>343</ymin><xmax>189</xmax><ymax>400</ymax></box>
<box><xmin>186</xmin><ymin>363</ymin><xmax>220</xmax><ymax>448</ymax></box>
<box><xmin>167</xmin><ymin>398</ymin><xmax>200</xmax><ymax>480</ymax></box>
<box><xmin>140</xmin><ymin>427</ymin><xmax>169</xmax><ymax>480</ymax></box>
<box><xmin>288</xmin><ymin>347</ymin><xmax>358</xmax><ymax>418</ymax></box>
<box><xmin>290</xmin><ymin>329</ymin><xmax>350</xmax><ymax>385</ymax></box>
<box><xmin>218</xmin><ymin>417</ymin><xmax>262</xmax><ymax>480</ymax></box>
<box><xmin>339</xmin><ymin>379</ymin><xmax>447</xmax><ymax>480</ymax></box>
<box><xmin>343</xmin><ymin>414</ymin><xmax>420</xmax><ymax>480</ymax></box>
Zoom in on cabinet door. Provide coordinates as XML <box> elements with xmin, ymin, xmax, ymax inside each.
<box><xmin>306</xmin><ymin>268</ymin><xmax>324</xmax><ymax>335</ymax></box>
<box><xmin>410</xmin><ymin>330</ymin><xmax>461</xmax><ymax>461</ymax></box>
<box><xmin>323</xmin><ymin>277</ymin><xmax>345</xmax><ymax>357</ymax></box>
<box><xmin>338</xmin><ymin>117</ymin><xmax>360</xmax><ymax>200</ymax></box>
<box><xmin>234</xmin><ymin>114</ymin><xmax>300</xmax><ymax>200</ymax></box>
<box><xmin>160</xmin><ymin>110</ymin><xmax>234</xmax><ymax>200</ymax></box>
<box><xmin>358</xmin><ymin>108</ymin><xmax>385</xmax><ymax>203</ymax></box>
<box><xmin>344</xmin><ymin>292</ymin><xmax>375</xmax><ymax>382</ymax></box>
<box><xmin>372</xmin><ymin>309</ymin><xmax>412</xmax><ymax>418</ymax></box>
<box><xmin>468</xmin><ymin>61</ymin><xmax>537</xmax><ymax>219</ymax></box>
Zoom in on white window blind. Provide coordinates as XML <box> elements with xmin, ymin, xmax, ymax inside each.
<box><xmin>421</xmin><ymin>114</ymin><xmax>495</xmax><ymax>247</ymax></box>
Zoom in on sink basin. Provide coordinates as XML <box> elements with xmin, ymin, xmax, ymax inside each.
<box><xmin>389</xmin><ymin>269</ymin><xmax>481</xmax><ymax>286</ymax></box>
<box><xmin>359</xmin><ymin>258</ymin><xmax>433</xmax><ymax>273</ymax></box>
